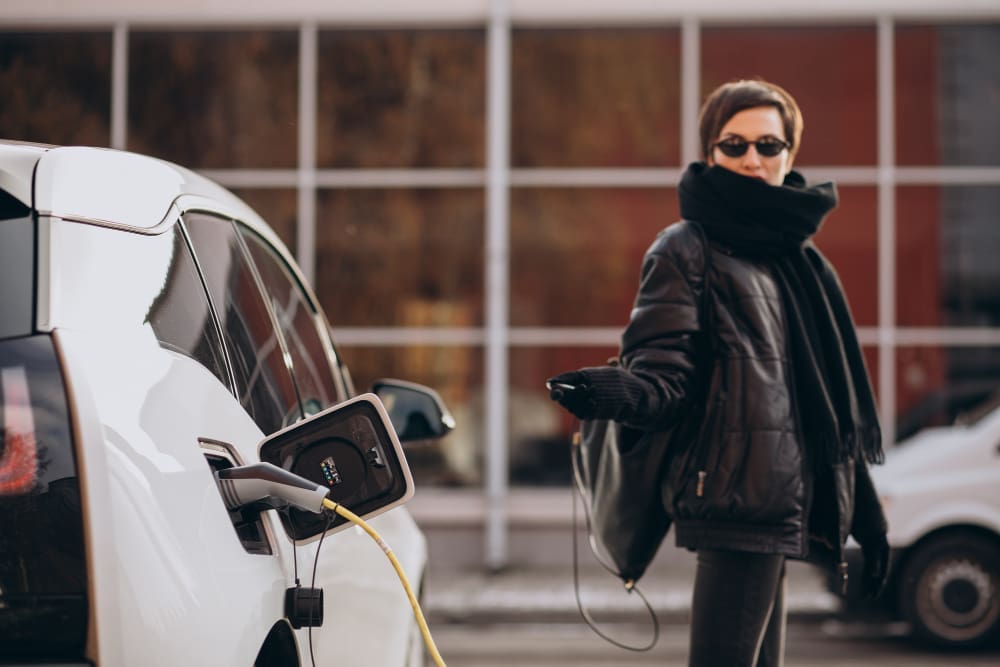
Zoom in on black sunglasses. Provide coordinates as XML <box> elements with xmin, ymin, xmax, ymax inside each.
<box><xmin>713</xmin><ymin>137</ymin><xmax>790</xmax><ymax>158</ymax></box>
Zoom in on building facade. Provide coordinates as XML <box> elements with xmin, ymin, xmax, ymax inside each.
<box><xmin>2</xmin><ymin>0</ymin><xmax>999</xmax><ymax>567</ymax></box>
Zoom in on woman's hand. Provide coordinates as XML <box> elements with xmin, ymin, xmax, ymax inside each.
<box><xmin>859</xmin><ymin>533</ymin><xmax>891</xmax><ymax>599</ymax></box>
<box><xmin>546</xmin><ymin>370</ymin><xmax>598</xmax><ymax>420</ymax></box>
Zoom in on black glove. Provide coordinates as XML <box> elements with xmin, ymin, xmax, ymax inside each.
<box><xmin>859</xmin><ymin>533</ymin><xmax>890</xmax><ymax>599</ymax></box>
<box><xmin>546</xmin><ymin>370</ymin><xmax>598</xmax><ymax>420</ymax></box>
<box><xmin>547</xmin><ymin>366</ymin><xmax>647</xmax><ymax>422</ymax></box>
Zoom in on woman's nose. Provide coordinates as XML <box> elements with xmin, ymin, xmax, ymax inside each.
<box><xmin>742</xmin><ymin>146</ymin><xmax>763</xmax><ymax>166</ymax></box>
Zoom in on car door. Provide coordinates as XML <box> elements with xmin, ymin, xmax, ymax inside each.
<box><xmin>43</xmin><ymin>215</ymin><xmax>297</xmax><ymax>665</ymax></box>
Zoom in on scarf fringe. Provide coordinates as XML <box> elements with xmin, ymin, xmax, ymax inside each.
<box><xmin>819</xmin><ymin>425</ymin><xmax>884</xmax><ymax>467</ymax></box>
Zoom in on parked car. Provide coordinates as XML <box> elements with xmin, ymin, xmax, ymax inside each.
<box><xmin>0</xmin><ymin>141</ymin><xmax>453</xmax><ymax>666</ymax></box>
<box><xmin>830</xmin><ymin>391</ymin><xmax>1000</xmax><ymax>648</ymax></box>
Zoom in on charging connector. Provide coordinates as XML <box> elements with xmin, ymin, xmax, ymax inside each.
<box><xmin>215</xmin><ymin>462</ymin><xmax>447</xmax><ymax>667</ymax></box>
<box><xmin>215</xmin><ymin>462</ymin><xmax>328</xmax><ymax>513</ymax></box>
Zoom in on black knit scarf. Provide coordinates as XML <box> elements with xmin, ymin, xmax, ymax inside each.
<box><xmin>679</xmin><ymin>162</ymin><xmax>883</xmax><ymax>466</ymax></box>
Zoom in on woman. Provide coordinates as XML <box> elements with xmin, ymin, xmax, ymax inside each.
<box><xmin>548</xmin><ymin>79</ymin><xmax>890</xmax><ymax>667</ymax></box>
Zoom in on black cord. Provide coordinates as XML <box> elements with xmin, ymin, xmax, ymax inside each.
<box><xmin>309</xmin><ymin>510</ymin><xmax>334</xmax><ymax>667</ymax></box>
<box><xmin>291</xmin><ymin>513</ymin><xmax>300</xmax><ymax>586</ymax></box>
<box><xmin>570</xmin><ymin>421</ymin><xmax>660</xmax><ymax>652</ymax></box>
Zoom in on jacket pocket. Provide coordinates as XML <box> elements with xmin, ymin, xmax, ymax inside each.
<box><xmin>676</xmin><ymin>390</ymin><xmax>727</xmax><ymax>504</ymax></box>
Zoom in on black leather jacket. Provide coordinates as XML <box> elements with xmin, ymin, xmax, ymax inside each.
<box><xmin>618</xmin><ymin>220</ymin><xmax>886</xmax><ymax>571</ymax></box>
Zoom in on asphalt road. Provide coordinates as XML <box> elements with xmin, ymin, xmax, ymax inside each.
<box><xmin>431</xmin><ymin>620</ymin><xmax>1000</xmax><ymax>667</ymax></box>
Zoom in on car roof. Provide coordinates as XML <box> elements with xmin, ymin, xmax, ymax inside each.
<box><xmin>0</xmin><ymin>140</ymin><xmax>270</xmax><ymax>236</ymax></box>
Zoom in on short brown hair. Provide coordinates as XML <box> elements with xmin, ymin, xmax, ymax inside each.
<box><xmin>698</xmin><ymin>79</ymin><xmax>803</xmax><ymax>161</ymax></box>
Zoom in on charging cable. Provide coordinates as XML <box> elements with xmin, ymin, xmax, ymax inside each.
<box><xmin>215</xmin><ymin>463</ymin><xmax>446</xmax><ymax>666</ymax></box>
<box><xmin>322</xmin><ymin>499</ymin><xmax>446</xmax><ymax>667</ymax></box>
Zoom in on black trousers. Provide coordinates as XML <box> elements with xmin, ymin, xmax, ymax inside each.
<box><xmin>688</xmin><ymin>549</ymin><xmax>787</xmax><ymax>667</ymax></box>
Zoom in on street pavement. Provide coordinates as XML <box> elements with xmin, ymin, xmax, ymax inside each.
<box><xmin>424</xmin><ymin>546</ymin><xmax>840</xmax><ymax>625</ymax></box>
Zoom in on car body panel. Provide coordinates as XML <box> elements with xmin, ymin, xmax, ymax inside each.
<box><xmin>33</xmin><ymin>146</ymin><xmax>258</xmax><ymax>233</ymax></box>
<box><xmin>830</xmin><ymin>396</ymin><xmax>1000</xmax><ymax>646</ymax></box>
<box><xmin>1</xmin><ymin>142</ymin><xmax>430</xmax><ymax>666</ymax></box>
<box><xmin>874</xmin><ymin>407</ymin><xmax>1000</xmax><ymax>550</ymax></box>
<box><xmin>0</xmin><ymin>140</ymin><xmax>45</xmax><ymax>206</ymax></box>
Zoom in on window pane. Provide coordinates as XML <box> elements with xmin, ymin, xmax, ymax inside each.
<box><xmin>897</xmin><ymin>186</ymin><xmax>1000</xmax><ymax>327</ymax></box>
<box><xmin>315</xmin><ymin>189</ymin><xmax>484</xmax><ymax>327</ymax></box>
<box><xmin>512</xmin><ymin>28</ymin><xmax>681</xmax><ymax>167</ymax></box>
<box><xmin>128</xmin><ymin>31</ymin><xmax>298</xmax><ymax>168</ymax></box>
<box><xmin>0</xmin><ymin>31</ymin><xmax>111</xmax><ymax>146</ymax></box>
<box><xmin>896</xmin><ymin>345</ymin><xmax>1000</xmax><ymax>443</ymax></box>
<box><xmin>510</xmin><ymin>345</ymin><xmax>618</xmax><ymax>487</ymax></box>
<box><xmin>147</xmin><ymin>227</ymin><xmax>230</xmax><ymax>390</ymax></box>
<box><xmin>240</xmin><ymin>224</ymin><xmax>341</xmax><ymax>415</ymax></box>
<box><xmin>896</xmin><ymin>24</ymin><xmax>1000</xmax><ymax>166</ymax></box>
<box><xmin>339</xmin><ymin>345</ymin><xmax>483</xmax><ymax>487</ymax></box>
<box><xmin>184</xmin><ymin>213</ymin><xmax>300</xmax><ymax>434</ymax></box>
<box><xmin>317</xmin><ymin>30</ymin><xmax>485</xmax><ymax>168</ymax></box>
<box><xmin>702</xmin><ymin>26</ymin><xmax>877</xmax><ymax>166</ymax></box>
<box><xmin>229</xmin><ymin>188</ymin><xmax>297</xmax><ymax>256</ymax></box>
<box><xmin>511</xmin><ymin>188</ymin><xmax>678</xmax><ymax>326</ymax></box>
<box><xmin>813</xmin><ymin>185</ymin><xmax>877</xmax><ymax>327</ymax></box>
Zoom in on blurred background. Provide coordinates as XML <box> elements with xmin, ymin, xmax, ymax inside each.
<box><xmin>1</xmin><ymin>0</ymin><xmax>998</xmax><ymax>577</ymax></box>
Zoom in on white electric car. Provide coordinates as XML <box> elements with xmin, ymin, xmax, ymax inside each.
<box><xmin>832</xmin><ymin>391</ymin><xmax>1000</xmax><ymax>648</ymax></box>
<box><xmin>0</xmin><ymin>141</ymin><xmax>453</xmax><ymax>666</ymax></box>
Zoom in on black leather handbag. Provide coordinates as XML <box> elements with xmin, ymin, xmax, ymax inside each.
<box><xmin>572</xmin><ymin>221</ymin><xmax>712</xmax><ymax>585</ymax></box>
<box><xmin>574</xmin><ymin>408</ymin><xmax>675</xmax><ymax>583</ymax></box>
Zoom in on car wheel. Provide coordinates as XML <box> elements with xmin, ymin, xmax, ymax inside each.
<box><xmin>900</xmin><ymin>533</ymin><xmax>1000</xmax><ymax>648</ymax></box>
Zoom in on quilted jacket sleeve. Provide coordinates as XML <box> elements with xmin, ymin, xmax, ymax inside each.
<box><xmin>617</xmin><ymin>224</ymin><xmax>707</xmax><ymax>431</ymax></box>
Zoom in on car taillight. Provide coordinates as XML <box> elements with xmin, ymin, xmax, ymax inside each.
<box><xmin>0</xmin><ymin>366</ymin><xmax>39</xmax><ymax>496</ymax></box>
<box><xmin>0</xmin><ymin>334</ymin><xmax>88</xmax><ymax>662</ymax></box>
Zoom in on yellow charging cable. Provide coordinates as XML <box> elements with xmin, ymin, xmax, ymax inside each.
<box><xmin>322</xmin><ymin>498</ymin><xmax>446</xmax><ymax>667</ymax></box>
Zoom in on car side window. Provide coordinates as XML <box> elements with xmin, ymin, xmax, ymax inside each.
<box><xmin>145</xmin><ymin>226</ymin><xmax>231</xmax><ymax>391</ymax></box>
<box><xmin>238</xmin><ymin>224</ymin><xmax>342</xmax><ymax>416</ymax></box>
<box><xmin>182</xmin><ymin>212</ymin><xmax>301</xmax><ymax>434</ymax></box>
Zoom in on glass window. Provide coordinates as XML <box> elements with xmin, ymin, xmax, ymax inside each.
<box><xmin>183</xmin><ymin>212</ymin><xmax>300</xmax><ymax>434</ymax></box>
<box><xmin>896</xmin><ymin>24</ymin><xmax>1000</xmax><ymax>166</ymax></box>
<box><xmin>315</xmin><ymin>188</ymin><xmax>484</xmax><ymax>327</ymax></box>
<box><xmin>896</xmin><ymin>345</ymin><xmax>1000</xmax><ymax>443</ymax></box>
<box><xmin>896</xmin><ymin>186</ymin><xmax>1000</xmax><ymax>327</ymax></box>
<box><xmin>510</xmin><ymin>187</ymin><xmax>678</xmax><ymax>326</ymax></box>
<box><xmin>0</xmin><ymin>31</ymin><xmax>111</xmax><ymax>146</ymax></box>
<box><xmin>146</xmin><ymin>227</ymin><xmax>230</xmax><ymax>390</ymax></box>
<box><xmin>512</xmin><ymin>28</ymin><xmax>682</xmax><ymax>167</ymax></box>
<box><xmin>317</xmin><ymin>29</ymin><xmax>485</xmax><ymax>168</ymax></box>
<box><xmin>239</xmin><ymin>224</ymin><xmax>341</xmax><ymax>416</ymax></box>
<box><xmin>339</xmin><ymin>345</ymin><xmax>483</xmax><ymax>487</ymax></box>
<box><xmin>701</xmin><ymin>26</ymin><xmax>877</xmax><ymax>166</ymax></box>
<box><xmin>229</xmin><ymin>188</ymin><xmax>298</xmax><ymax>257</ymax></box>
<box><xmin>813</xmin><ymin>186</ymin><xmax>878</xmax><ymax>327</ymax></box>
<box><xmin>128</xmin><ymin>30</ymin><xmax>298</xmax><ymax>168</ymax></box>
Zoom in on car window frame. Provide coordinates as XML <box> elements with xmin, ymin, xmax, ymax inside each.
<box><xmin>234</xmin><ymin>221</ymin><xmax>347</xmax><ymax>415</ymax></box>
<box><xmin>180</xmin><ymin>211</ymin><xmax>303</xmax><ymax>433</ymax></box>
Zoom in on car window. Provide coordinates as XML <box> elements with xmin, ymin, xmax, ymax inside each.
<box><xmin>183</xmin><ymin>212</ymin><xmax>301</xmax><ymax>434</ymax></box>
<box><xmin>145</xmin><ymin>226</ymin><xmax>230</xmax><ymax>391</ymax></box>
<box><xmin>238</xmin><ymin>225</ymin><xmax>342</xmax><ymax>415</ymax></box>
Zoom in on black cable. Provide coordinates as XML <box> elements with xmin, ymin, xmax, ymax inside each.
<box><xmin>570</xmin><ymin>420</ymin><xmax>660</xmax><ymax>652</ymax></box>
<box><xmin>291</xmin><ymin>513</ymin><xmax>300</xmax><ymax>585</ymax></box>
<box><xmin>309</xmin><ymin>510</ymin><xmax>334</xmax><ymax>667</ymax></box>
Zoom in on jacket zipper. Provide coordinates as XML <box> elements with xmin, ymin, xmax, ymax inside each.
<box><xmin>692</xmin><ymin>389</ymin><xmax>725</xmax><ymax>498</ymax></box>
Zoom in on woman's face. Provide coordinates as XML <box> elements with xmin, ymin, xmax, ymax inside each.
<box><xmin>708</xmin><ymin>106</ymin><xmax>793</xmax><ymax>186</ymax></box>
